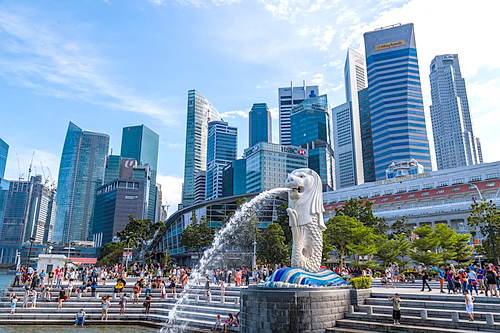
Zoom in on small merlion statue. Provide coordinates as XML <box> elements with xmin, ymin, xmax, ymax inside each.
<box><xmin>285</xmin><ymin>168</ymin><xmax>325</xmax><ymax>273</ymax></box>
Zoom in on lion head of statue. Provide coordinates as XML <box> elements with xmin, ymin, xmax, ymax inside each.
<box><xmin>285</xmin><ymin>168</ymin><xmax>325</xmax><ymax>227</ymax></box>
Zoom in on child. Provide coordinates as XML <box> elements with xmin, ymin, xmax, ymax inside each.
<box><xmin>30</xmin><ymin>289</ymin><xmax>37</xmax><ymax>308</ymax></box>
<box><xmin>10</xmin><ymin>293</ymin><xmax>18</xmax><ymax>314</ymax></box>
<box><xmin>119</xmin><ymin>293</ymin><xmax>128</xmax><ymax>315</ymax></box>
<box><xmin>464</xmin><ymin>290</ymin><xmax>475</xmax><ymax>321</ymax></box>
<box><xmin>388</xmin><ymin>293</ymin><xmax>401</xmax><ymax>326</ymax></box>
<box><xmin>212</xmin><ymin>314</ymin><xmax>222</xmax><ymax>331</ymax></box>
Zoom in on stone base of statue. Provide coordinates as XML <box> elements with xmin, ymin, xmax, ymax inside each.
<box><xmin>259</xmin><ymin>268</ymin><xmax>347</xmax><ymax>288</ymax></box>
<box><xmin>240</xmin><ymin>286</ymin><xmax>353</xmax><ymax>333</ymax></box>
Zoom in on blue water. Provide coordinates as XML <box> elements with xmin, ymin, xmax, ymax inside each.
<box><xmin>0</xmin><ymin>326</ymin><xmax>158</xmax><ymax>332</ymax></box>
<box><xmin>0</xmin><ymin>274</ymin><xmax>13</xmax><ymax>293</ymax></box>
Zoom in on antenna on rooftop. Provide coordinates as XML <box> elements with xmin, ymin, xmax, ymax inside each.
<box><xmin>16</xmin><ymin>154</ymin><xmax>24</xmax><ymax>180</ymax></box>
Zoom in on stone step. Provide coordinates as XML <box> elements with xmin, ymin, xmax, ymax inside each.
<box><xmin>345</xmin><ymin>312</ymin><xmax>499</xmax><ymax>332</ymax></box>
<box><xmin>359</xmin><ymin>304</ymin><xmax>500</xmax><ymax>321</ymax></box>
<box><xmin>370</xmin><ymin>292</ymin><xmax>500</xmax><ymax>304</ymax></box>
<box><xmin>333</xmin><ymin>319</ymin><xmax>476</xmax><ymax>333</ymax></box>
<box><xmin>365</xmin><ymin>298</ymin><xmax>500</xmax><ymax>313</ymax></box>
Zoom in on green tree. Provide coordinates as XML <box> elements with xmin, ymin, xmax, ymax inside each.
<box><xmin>97</xmin><ymin>242</ymin><xmax>124</xmax><ymax>266</ymax></box>
<box><xmin>180</xmin><ymin>216</ymin><xmax>215</xmax><ymax>258</ymax></box>
<box><xmin>117</xmin><ymin>216</ymin><xmax>166</xmax><ymax>249</ymax></box>
<box><xmin>257</xmin><ymin>223</ymin><xmax>289</xmax><ymax>265</ymax></box>
<box><xmin>376</xmin><ymin>234</ymin><xmax>412</xmax><ymax>266</ymax></box>
<box><xmin>322</xmin><ymin>233</ymin><xmax>334</xmax><ymax>263</ymax></box>
<box><xmin>390</xmin><ymin>216</ymin><xmax>412</xmax><ymax>238</ymax></box>
<box><xmin>274</xmin><ymin>203</ymin><xmax>292</xmax><ymax>245</ymax></box>
<box><xmin>335</xmin><ymin>198</ymin><xmax>388</xmax><ymax>234</ymax></box>
<box><xmin>468</xmin><ymin>199</ymin><xmax>500</xmax><ymax>264</ymax></box>
<box><xmin>324</xmin><ymin>216</ymin><xmax>377</xmax><ymax>268</ymax></box>
<box><xmin>409</xmin><ymin>224</ymin><xmax>472</xmax><ymax>265</ymax></box>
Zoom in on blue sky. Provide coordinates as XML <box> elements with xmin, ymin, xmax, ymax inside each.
<box><xmin>1</xmin><ymin>0</ymin><xmax>499</xmax><ymax>212</ymax></box>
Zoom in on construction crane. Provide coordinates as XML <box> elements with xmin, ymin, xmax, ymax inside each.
<box><xmin>27</xmin><ymin>151</ymin><xmax>35</xmax><ymax>180</ymax></box>
<box><xmin>16</xmin><ymin>154</ymin><xmax>24</xmax><ymax>180</ymax></box>
<box><xmin>40</xmin><ymin>162</ymin><xmax>48</xmax><ymax>185</ymax></box>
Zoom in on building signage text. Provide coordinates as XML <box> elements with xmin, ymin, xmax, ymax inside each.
<box><xmin>375</xmin><ymin>172</ymin><xmax>430</xmax><ymax>185</ymax></box>
<box><xmin>281</xmin><ymin>146</ymin><xmax>307</xmax><ymax>156</ymax></box>
<box><xmin>375</xmin><ymin>40</ymin><xmax>405</xmax><ymax>51</ymax></box>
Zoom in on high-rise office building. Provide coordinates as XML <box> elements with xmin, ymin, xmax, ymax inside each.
<box><xmin>222</xmin><ymin>158</ymin><xmax>247</xmax><ymax>198</ymax></box>
<box><xmin>0</xmin><ymin>138</ymin><xmax>9</xmax><ymax>237</ymax></box>
<box><xmin>245</xmin><ymin>142</ymin><xmax>308</xmax><ymax>193</ymax></box>
<box><xmin>0</xmin><ymin>138</ymin><xmax>7</xmax><ymax>180</ymax></box>
<box><xmin>278</xmin><ymin>82</ymin><xmax>319</xmax><ymax>146</ymax></box>
<box><xmin>182</xmin><ymin>90</ymin><xmax>222</xmax><ymax>207</ymax></box>
<box><xmin>429</xmin><ymin>54</ymin><xmax>482</xmax><ymax>170</ymax></box>
<box><xmin>476</xmin><ymin>138</ymin><xmax>483</xmax><ymax>163</ymax></box>
<box><xmin>104</xmin><ymin>155</ymin><xmax>122</xmax><ymax>184</ymax></box>
<box><xmin>194</xmin><ymin>171</ymin><xmax>206</xmax><ymax>205</ymax></box>
<box><xmin>364</xmin><ymin>23</ymin><xmax>432</xmax><ymax>180</ymax></box>
<box><xmin>358</xmin><ymin>88</ymin><xmax>376</xmax><ymax>182</ymax></box>
<box><xmin>0</xmin><ymin>176</ymin><xmax>54</xmax><ymax>263</ymax></box>
<box><xmin>332</xmin><ymin>49</ymin><xmax>367</xmax><ymax>189</ymax></box>
<box><xmin>52</xmin><ymin>122</ymin><xmax>109</xmax><ymax>243</ymax></box>
<box><xmin>92</xmin><ymin>159</ymin><xmax>149</xmax><ymax>247</ymax></box>
<box><xmin>206</xmin><ymin>120</ymin><xmax>237</xmax><ymax>201</ymax></box>
<box><xmin>249</xmin><ymin>103</ymin><xmax>272</xmax><ymax>147</ymax></box>
<box><xmin>291</xmin><ymin>95</ymin><xmax>335</xmax><ymax>191</ymax></box>
<box><xmin>121</xmin><ymin>125</ymin><xmax>159</xmax><ymax>221</ymax></box>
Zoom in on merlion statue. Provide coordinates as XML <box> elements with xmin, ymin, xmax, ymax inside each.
<box><xmin>260</xmin><ymin>168</ymin><xmax>346</xmax><ymax>287</ymax></box>
<box><xmin>286</xmin><ymin>168</ymin><xmax>325</xmax><ymax>272</ymax></box>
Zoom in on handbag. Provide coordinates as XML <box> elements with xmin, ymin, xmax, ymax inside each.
<box><xmin>472</xmin><ymin>280</ymin><xmax>477</xmax><ymax>286</ymax></box>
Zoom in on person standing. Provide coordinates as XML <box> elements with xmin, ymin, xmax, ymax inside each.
<box><xmin>437</xmin><ymin>266</ymin><xmax>445</xmax><ymax>293</ymax></box>
<box><xmin>57</xmin><ymin>288</ymin><xmax>66</xmax><ymax>309</ymax></box>
<box><xmin>101</xmin><ymin>296</ymin><xmax>110</xmax><ymax>322</ymax></box>
<box><xmin>385</xmin><ymin>266</ymin><xmax>395</xmax><ymax>289</ymax></box>
<box><xmin>144</xmin><ymin>294</ymin><xmax>152</xmax><ymax>314</ymax></box>
<box><xmin>13</xmin><ymin>269</ymin><xmax>22</xmax><ymax>287</ymax></box>
<box><xmin>388</xmin><ymin>294</ymin><xmax>401</xmax><ymax>326</ymax></box>
<box><xmin>420</xmin><ymin>268</ymin><xmax>432</xmax><ymax>292</ymax></box>
<box><xmin>464</xmin><ymin>290</ymin><xmax>475</xmax><ymax>321</ymax></box>
<box><xmin>485</xmin><ymin>265</ymin><xmax>499</xmax><ymax>297</ymax></box>
<box><xmin>467</xmin><ymin>267</ymin><xmax>479</xmax><ymax>296</ymax></box>
<box><xmin>476</xmin><ymin>265</ymin><xmax>485</xmax><ymax>294</ymax></box>
<box><xmin>133</xmin><ymin>283</ymin><xmax>141</xmax><ymax>304</ymax></box>
<box><xmin>119</xmin><ymin>293</ymin><xmax>128</xmax><ymax>315</ymax></box>
<box><xmin>47</xmin><ymin>269</ymin><xmax>54</xmax><ymax>286</ymax></box>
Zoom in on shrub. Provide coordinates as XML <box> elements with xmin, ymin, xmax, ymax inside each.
<box><xmin>350</xmin><ymin>277</ymin><xmax>372</xmax><ymax>289</ymax></box>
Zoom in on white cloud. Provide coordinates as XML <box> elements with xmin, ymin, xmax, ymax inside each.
<box><xmin>0</xmin><ymin>7</ymin><xmax>176</xmax><ymax>125</ymax></box>
<box><xmin>156</xmin><ymin>174</ymin><xmax>183</xmax><ymax>217</ymax></box>
<box><xmin>269</xmin><ymin>107</ymin><xmax>279</xmax><ymax>119</ymax></box>
<box><xmin>220</xmin><ymin>110</ymin><xmax>249</xmax><ymax>119</ymax></box>
<box><xmin>311</xmin><ymin>73</ymin><xmax>324</xmax><ymax>85</ymax></box>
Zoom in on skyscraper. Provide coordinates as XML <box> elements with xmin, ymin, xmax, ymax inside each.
<box><xmin>332</xmin><ymin>49</ymin><xmax>367</xmax><ymax>188</ymax></box>
<box><xmin>0</xmin><ymin>138</ymin><xmax>9</xmax><ymax>238</ymax></box>
<box><xmin>0</xmin><ymin>176</ymin><xmax>54</xmax><ymax>263</ymax></box>
<box><xmin>358</xmin><ymin>88</ymin><xmax>376</xmax><ymax>182</ymax></box>
<box><xmin>52</xmin><ymin>122</ymin><xmax>109</xmax><ymax>243</ymax></box>
<box><xmin>278</xmin><ymin>82</ymin><xmax>319</xmax><ymax>146</ymax></box>
<box><xmin>92</xmin><ymin>159</ymin><xmax>149</xmax><ymax>247</ymax></box>
<box><xmin>206</xmin><ymin>120</ymin><xmax>237</xmax><ymax>201</ymax></box>
<box><xmin>182</xmin><ymin>90</ymin><xmax>221</xmax><ymax>207</ymax></box>
<box><xmin>121</xmin><ymin>125</ymin><xmax>159</xmax><ymax>220</ymax></box>
<box><xmin>364</xmin><ymin>23</ymin><xmax>432</xmax><ymax>180</ymax></box>
<box><xmin>249</xmin><ymin>103</ymin><xmax>272</xmax><ymax>147</ymax></box>
<box><xmin>429</xmin><ymin>54</ymin><xmax>482</xmax><ymax>170</ymax></box>
<box><xmin>0</xmin><ymin>138</ymin><xmax>7</xmax><ymax>180</ymax></box>
<box><xmin>291</xmin><ymin>95</ymin><xmax>335</xmax><ymax>191</ymax></box>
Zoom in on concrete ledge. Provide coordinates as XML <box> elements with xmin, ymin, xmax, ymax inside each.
<box><xmin>240</xmin><ymin>286</ymin><xmax>354</xmax><ymax>333</ymax></box>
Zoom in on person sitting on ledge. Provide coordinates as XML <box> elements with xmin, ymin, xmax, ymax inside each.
<box><xmin>74</xmin><ymin>309</ymin><xmax>86</xmax><ymax>326</ymax></box>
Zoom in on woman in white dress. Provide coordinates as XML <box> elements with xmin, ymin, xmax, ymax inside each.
<box><xmin>464</xmin><ymin>290</ymin><xmax>475</xmax><ymax>321</ymax></box>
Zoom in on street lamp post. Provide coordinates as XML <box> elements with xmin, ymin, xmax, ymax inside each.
<box><xmin>27</xmin><ymin>237</ymin><xmax>36</xmax><ymax>267</ymax></box>
<box><xmin>471</xmin><ymin>183</ymin><xmax>498</xmax><ymax>267</ymax></box>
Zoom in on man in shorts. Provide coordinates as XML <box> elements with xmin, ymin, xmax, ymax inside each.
<box><xmin>74</xmin><ymin>309</ymin><xmax>86</xmax><ymax>326</ymax></box>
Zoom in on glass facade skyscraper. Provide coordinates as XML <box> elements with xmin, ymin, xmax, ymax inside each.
<box><xmin>332</xmin><ymin>49</ymin><xmax>367</xmax><ymax>189</ymax></box>
<box><xmin>53</xmin><ymin>122</ymin><xmax>109</xmax><ymax>243</ymax></box>
<box><xmin>364</xmin><ymin>23</ymin><xmax>431</xmax><ymax>180</ymax></box>
<box><xmin>182</xmin><ymin>90</ymin><xmax>221</xmax><ymax>207</ymax></box>
<box><xmin>429</xmin><ymin>54</ymin><xmax>481</xmax><ymax>170</ymax></box>
<box><xmin>358</xmin><ymin>88</ymin><xmax>376</xmax><ymax>182</ymax></box>
<box><xmin>278</xmin><ymin>82</ymin><xmax>319</xmax><ymax>146</ymax></box>
<box><xmin>0</xmin><ymin>138</ymin><xmax>7</xmax><ymax>180</ymax></box>
<box><xmin>249</xmin><ymin>103</ymin><xmax>271</xmax><ymax>147</ymax></box>
<box><xmin>206</xmin><ymin>120</ymin><xmax>237</xmax><ymax>201</ymax></box>
<box><xmin>291</xmin><ymin>94</ymin><xmax>335</xmax><ymax>191</ymax></box>
<box><xmin>120</xmin><ymin>125</ymin><xmax>159</xmax><ymax>221</ymax></box>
